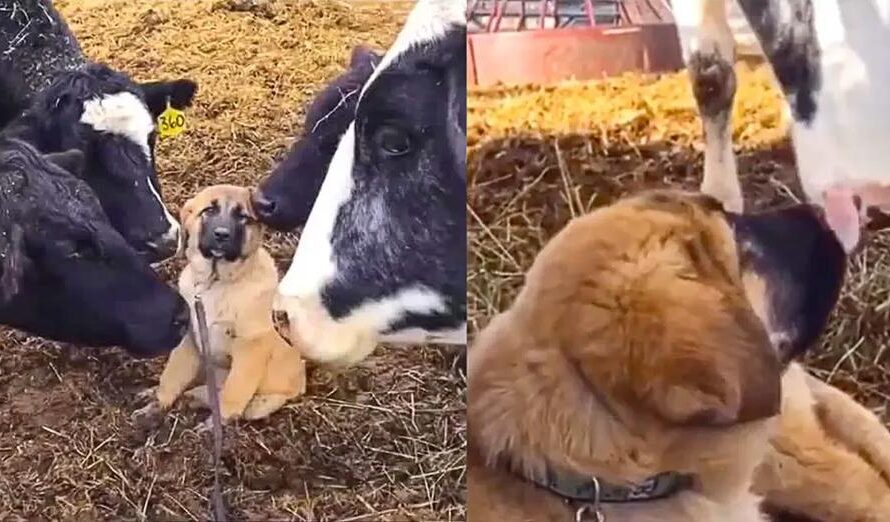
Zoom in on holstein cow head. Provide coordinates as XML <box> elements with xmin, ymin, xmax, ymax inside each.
<box><xmin>276</xmin><ymin>0</ymin><xmax>467</xmax><ymax>366</ymax></box>
<box><xmin>253</xmin><ymin>45</ymin><xmax>383</xmax><ymax>230</ymax></box>
<box><xmin>2</xmin><ymin>63</ymin><xmax>198</xmax><ymax>262</ymax></box>
<box><xmin>0</xmin><ymin>136</ymin><xmax>189</xmax><ymax>356</ymax></box>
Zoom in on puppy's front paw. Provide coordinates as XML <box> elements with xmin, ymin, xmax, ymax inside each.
<box><xmin>196</xmin><ymin>415</ymin><xmax>229</xmax><ymax>435</ymax></box>
<box><xmin>132</xmin><ymin>401</ymin><xmax>164</xmax><ymax>429</ymax></box>
<box><xmin>136</xmin><ymin>386</ymin><xmax>159</xmax><ymax>403</ymax></box>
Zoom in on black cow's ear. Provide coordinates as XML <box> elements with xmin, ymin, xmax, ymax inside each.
<box><xmin>45</xmin><ymin>149</ymin><xmax>85</xmax><ymax>177</ymax></box>
<box><xmin>0</xmin><ymin>224</ymin><xmax>26</xmax><ymax>304</ymax></box>
<box><xmin>349</xmin><ymin>45</ymin><xmax>382</xmax><ymax>70</ymax></box>
<box><xmin>138</xmin><ymin>79</ymin><xmax>199</xmax><ymax>118</ymax></box>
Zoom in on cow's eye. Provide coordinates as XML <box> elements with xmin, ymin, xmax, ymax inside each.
<box><xmin>374</xmin><ymin>124</ymin><xmax>412</xmax><ymax>157</ymax></box>
<box><xmin>69</xmin><ymin>238</ymin><xmax>99</xmax><ymax>259</ymax></box>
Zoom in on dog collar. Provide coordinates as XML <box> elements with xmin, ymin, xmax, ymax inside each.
<box><xmin>528</xmin><ymin>467</ymin><xmax>694</xmax><ymax>504</ymax></box>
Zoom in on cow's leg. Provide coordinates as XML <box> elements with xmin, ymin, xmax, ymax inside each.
<box><xmin>675</xmin><ymin>0</ymin><xmax>742</xmax><ymax>212</ymax></box>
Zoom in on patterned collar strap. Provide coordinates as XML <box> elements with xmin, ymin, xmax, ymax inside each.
<box><xmin>529</xmin><ymin>468</ymin><xmax>695</xmax><ymax>503</ymax></box>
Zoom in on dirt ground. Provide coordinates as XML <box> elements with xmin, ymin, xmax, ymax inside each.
<box><xmin>0</xmin><ymin>1</ymin><xmax>465</xmax><ymax>520</ymax></box>
<box><xmin>468</xmin><ymin>64</ymin><xmax>890</xmax><ymax>430</ymax></box>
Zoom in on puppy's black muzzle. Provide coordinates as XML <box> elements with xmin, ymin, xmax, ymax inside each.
<box><xmin>728</xmin><ymin>204</ymin><xmax>847</xmax><ymax>361</ymax></box>
<box><xmin>198</xmin><ymin>213</ymin><xmax>245</xmax><ymax>262</ymax></box>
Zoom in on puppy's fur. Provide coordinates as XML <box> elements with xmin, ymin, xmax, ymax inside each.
<box><xmin>752</xmin><ymin>364</ymin><xmax>890</xmax><ymax>522</ymax></box>
<box><xmin>154</xmin><ymin>184</ymin><xmax>306</xmax><ymax>422</ymax></box>
<box><xmin>469</xmin><ymin>191</ymin><xmax>783</xmax><ymax>521</ymax></box>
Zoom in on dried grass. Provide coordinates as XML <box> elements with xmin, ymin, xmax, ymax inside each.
<box><xmin>0</xmin><ymin>1</ymin><xmax>465</xmax><ymax>520</ymax></box>
<box><xmin>468</xmin><ymin>65</ymin><xmax>890</xmax><ymax>429</ymax></box>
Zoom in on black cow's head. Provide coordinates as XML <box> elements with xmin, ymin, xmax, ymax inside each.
<box><xmin>275</xmin><ymin>0</ymin><xmax>467</xmax><ymax>366</ymax></box>
<box><xmin>252</xmin><ymin>45</ymin><xmax>382</xmax><ymax>230</ymax></box>
<box><xmin>3</xmin><ymin>63</ymin><xmax>197</xmax><ymax>263</ymax></box>
<box><xmin>0</xmin><ymin>137</ymin><xmax>189</xmax><ymax>356</ymax></box>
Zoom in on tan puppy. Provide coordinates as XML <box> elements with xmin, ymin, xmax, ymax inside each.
<box><xmin>469</xmin><ymin>190</ymin><xmax>859</xmax><ymax>522</ymax></box>
<box><xmin>470</xmin><ymin>190</ymin><xmax>789</xmax><ymax>522</ymax></box>
<box><xmin>152</xmin><ymin>184</ymin><xmax>306</xmax><ymax>423</ymax></box>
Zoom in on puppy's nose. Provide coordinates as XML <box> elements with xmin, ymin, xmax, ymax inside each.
<box><xmin>251</xmin><ymin>191</ymin><xmax>277</xmax><ymax>219</ymax></box>
<box><xmin>213</xmin><ymin>227</ymin><xmax>231</xmax><ymax>241</ymax></box>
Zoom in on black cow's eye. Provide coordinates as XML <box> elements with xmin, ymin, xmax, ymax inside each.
<box><xmin>69</xmin><ymin>238</ymin><xmax>99</xmax><ymax>259</ymax></box>
<box><xmin>374</xmin><ymin>124</ymin><xmax>412</xmax><ymax>157</ymax></box>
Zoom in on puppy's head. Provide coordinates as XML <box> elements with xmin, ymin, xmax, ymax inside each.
<box><xmin>519</xmin><ymin>189</ymin><xmax>844</xmax><ymax>428</ymax></box>
<box><xmin>180</xmin><ymin>185</ymin><xmax>263</xmax><ymax>263</ymax></box>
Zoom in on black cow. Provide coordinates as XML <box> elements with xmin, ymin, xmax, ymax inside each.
<box><xmin>1</xmin><ymin>1</ymin><xmax>198</xmax><ymax>262</ymax></box>
<box><xmin>260</xmin><ymin>0</ymin><xmax>467</xmax><ymax>366</ymax></box>
<box><xmin>1</xmin><ymin>64</ymin><xmax>197</xmax><ymax>261</ymax></box>
<box><xmin>253</xmin><ymin>45</ymin><xmax>382</xmax><ymax>230</ymax></box>
<box><xmin>0</xmin><ymin>136</ymin><xmax>188</xmax><ymax>356</ymax></box>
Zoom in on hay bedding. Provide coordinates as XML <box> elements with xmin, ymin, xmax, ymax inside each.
<box><xmin>0</xmin><ymin>1</ymin><xmax>465</xmax><ymax>521</ymax></box>
<box><xmin>468</xmin><ymin>65</ymin><xmax>890</xmax><ymax>430</ymax></box>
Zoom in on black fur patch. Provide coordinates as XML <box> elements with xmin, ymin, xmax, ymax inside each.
<box><xmin>737</xmin><ymin>0</ymin><xmax>822</xmax><ymax>124</ymax></box>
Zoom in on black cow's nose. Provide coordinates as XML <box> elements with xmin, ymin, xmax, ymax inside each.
<box><xmin>252</xmin><ymin>191</ymin><xmax>277</xmax><ymax>219</ymax></box>
<box><xmin>213</xmin><ymin>227</ymin><xmax>231</xmax><ymax>241</ymax></box>
<box><xmin>173</xmin><ymin>301</ymin><xmax>190</xmax><ymax>334</ymax></box>
<box><xmin>144</xmin><ymin>235</ymin><xmax>179</xmax><ymax>263</ymax></box>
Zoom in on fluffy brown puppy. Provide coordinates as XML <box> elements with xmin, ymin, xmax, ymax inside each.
<box><xmin>151</xmin><ymin>184</ymin><xmax>306</xmax><ymax>423</ymax></box>
<box><xmin>468</xmin><ymin>190</ymin><xmax>847</xmax><ymax>522</ymax></box>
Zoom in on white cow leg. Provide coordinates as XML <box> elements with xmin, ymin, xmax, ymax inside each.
<box><xmin>682</xmin><ymin>0</ymin><xmax>743</xmax><ymax>212</ymax></box>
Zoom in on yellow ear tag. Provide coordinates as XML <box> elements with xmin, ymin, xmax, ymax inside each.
<box><xmin>157</xmin><ymin>100</ymin><xmax>186</xmax><ymax>139</ymax></box>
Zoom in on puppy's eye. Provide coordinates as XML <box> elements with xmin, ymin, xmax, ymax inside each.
<box><xmin>373</xmin><ymin>124</ymin><xmax>412</xmax><ymax>157</ymax></box>
<box><xmin>200</xmin><ymin>205</ymin><xmax>217</xmax><ymax>217</ymax></box>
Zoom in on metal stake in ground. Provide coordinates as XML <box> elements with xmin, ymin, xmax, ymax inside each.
<box><xmin>194</xmin><ymin>295</ymin><xmax>228</xmax><ymax>522</ymax></box>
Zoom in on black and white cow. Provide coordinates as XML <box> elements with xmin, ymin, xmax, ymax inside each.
<box><xmin>253</xmin><ymin>45</ymin><xmax>382</xmax><ymax>230</ymax></box>
<box><xmin>1</xmin><ymin>1</ymin><xmax>198</xmax><ymax>262</ymax></box>
<box><xmin>1</xmin><ymin>65</ymin><xmax>197</xmax><ymax>261</ymax></box>
<box><xmin>676</xmin><ymin>0</ymin><xmax>890</xmax><ymax>253</ymax></box>
<box><xmin>259</xmin><ymin>0</ymin><xmax>467</xmax><ymax>366</ymax></box>
<box><xmin>0</xmin><ymin>136</ymin><xmax>189</xmax><ymax>356</ymax></box>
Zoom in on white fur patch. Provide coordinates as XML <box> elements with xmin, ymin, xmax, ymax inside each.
<box><xmin>278</xmin><ymin>285</ymin><xmax>461</xmax><ymax>366</ymax></box>
<box><xmin>381</xmin><ymin>324</ymin><xmax>467</xmax><ymax>345</ymax></box>
<box><xmin>279</xmin><ymin>123</ymin><xmax>356</xmax><ymax>297</ymax></box>
<box><xmin>80</xmin><ymin>92</ymin><xmax>154</xmax><ymax>160</ymax></box>
<box><xmin>361</xmin><ymin>0</ymin><xmax>466</xmax><ymax>98</ymax></box>
<box><xmin>80</xmin><ymin>92</ymin><xmax>180</xmax><ymax>242</ymax></box>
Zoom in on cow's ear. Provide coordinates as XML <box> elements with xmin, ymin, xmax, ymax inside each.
<box><xmin>138</xmin><ymin>79</ymin><xmax>198</xmax><ymax>118</ymax></box>
<box><xmin>0</xmin><ymin>224</ymin><xmax>26</xmax><ymax>304</ymax></box>
<box><xmin>44</xmin><ymin>149</ymin><xmax>85</xmax><ymax>177</ymax></box>
<box><xmin>349</xmin><ymin>45</ymin><xmax>382</xmax><ymax>70</ymax></box>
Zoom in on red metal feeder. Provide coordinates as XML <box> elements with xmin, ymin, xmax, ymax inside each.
<box><xmin>467</xmin><ymin>0</ymin><xmax>685</xmax><ymax>87</ymax></box>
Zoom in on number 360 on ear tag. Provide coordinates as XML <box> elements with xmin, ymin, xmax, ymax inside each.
<box><xmin>157</xmin><ymin>101</ymin><xmax>186</xmax><ymax>139</ymax></box>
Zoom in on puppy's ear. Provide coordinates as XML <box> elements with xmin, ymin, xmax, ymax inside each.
<box><xmin>179</xmin><ymin>196</ymin><xmax>200</xmax><ymax>230</ymax></box>
<box><xmin>638</xmin><ymin>296</ymin><xmax>781</xmax><ymax>426</ymax></box>
<box><xmin>245</xmin><ymin>187</ymin><xmax>259</xmax><ymax>219</ymax></box>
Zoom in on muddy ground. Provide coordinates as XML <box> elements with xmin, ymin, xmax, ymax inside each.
<box><xmin>0</xmin><ymin>1</ymin><xmax>465</xmax><ymax>520</ymax></box>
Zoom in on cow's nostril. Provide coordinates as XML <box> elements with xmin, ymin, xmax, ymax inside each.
<box><xmin>252</xmin><ymin>192</ymin><xmax>277</xmax><ymax>217</ymax></box>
